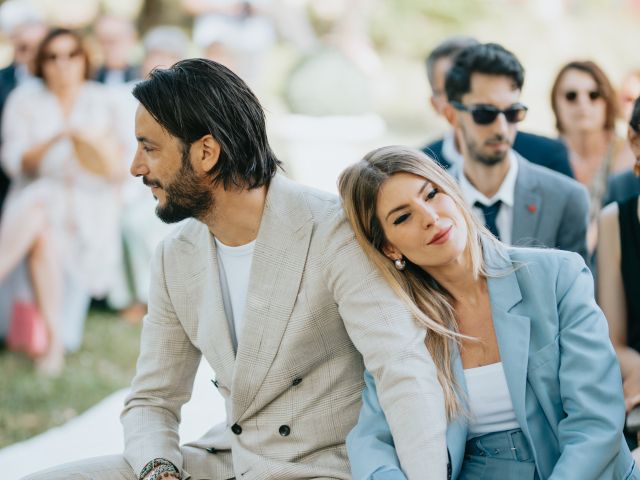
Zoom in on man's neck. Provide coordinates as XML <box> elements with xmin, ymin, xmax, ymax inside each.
<box><xmin>203</xmin><ymin>184</ymin><xmax>268</xmax><ymax>246</ymax></box>
<box><xmin>462</xmin><ymin>155</ymin><xmax>510</xmax><ymax>199</ymax></box>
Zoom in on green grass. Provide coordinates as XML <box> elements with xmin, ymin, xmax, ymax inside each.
<box><xmin>0</xmin><ymin>312</ymin><xmax>141</xmax><ymax>448</ymax></box>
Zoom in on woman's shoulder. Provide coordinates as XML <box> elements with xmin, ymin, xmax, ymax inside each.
<box><xmin>495</xmin><ymin>247</ymin><xmax>591</xmax><ymax>310</ymax></box>
<box><xmin>506</xmin><ymin>246</ymin><xmax>586</xmax><ymax>280</ymax></box>
<box><xmin>79</xmin><ymin>80</ymin><xmax>110</xmax><ymax>97</ymax></box>
<box><xmin>6</xmin><ymin>79</ymin><xmax>47</xmax><ymax>103</ymax></box>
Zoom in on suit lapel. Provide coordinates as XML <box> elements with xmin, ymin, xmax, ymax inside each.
<box><xmin>485</xmin><ymin>243</ymin><xmax>531</xmax><ymax>437</ymax></box>
<box><xmin>511</xmin><ymin>156</ymin><xmax>543</xmax><ymax>245</ymax></box>
<box><xmin>231</xmin><ymin>175</ymin><xmax>313</xmax><ymax>422</ymax></box>
<box><xmin>182</xmin><ymin>225</ymin><xmax>236</xmax><ymax>389</ymax></box>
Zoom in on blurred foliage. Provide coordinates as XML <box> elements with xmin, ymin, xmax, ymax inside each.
<box><xmin>137</xmin><ymin>0</ymin><xmax>190</xmax><ymax>34</ymax></box>
<box><xmin>284</xmin><ymin>49</ymin><xmax>372</xmax><ymax>115</ymax></box>
<box><xmin>370</xmin><ymin>0</ymin><xmax>491</xmax><ymax>58</ymax></box>
<box><xmin>0</xmin><ymin>312</ymin><xmax>141</xmax><ymax>448</ymax></box>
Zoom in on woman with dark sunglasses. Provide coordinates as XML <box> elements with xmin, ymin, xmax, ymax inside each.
<box><xmin>551</xmin><ymin>61</ymin><xmax>633</xmax><ymax>256</ymax></box>
<box><xmin>0</xmin><ymin>28</ymin><xmax>126</xmax><ymax>375</ymax></box>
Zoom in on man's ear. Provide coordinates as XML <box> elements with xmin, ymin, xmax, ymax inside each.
<box><xmin>429</xmin><ymin>95</ymin><xmax>439</xmax><ymax>113</ymax></box>
<box><xmin>192</xmin><ymin>134</ymin><xmax>221</xmax><ymax>174</ymax></box>
<box><xmin>443</xmin><ymin>102</ymin><xmax>458</xmax><ymax>127</ymax></box>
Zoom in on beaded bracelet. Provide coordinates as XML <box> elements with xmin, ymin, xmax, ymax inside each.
<box><xmin>139</xmin><ymin>458</ymin><xmax>179</xmax><ymax>480</ymax></box>
<box><xmin>147</xmin><ymin>466</ymin><xmax>181</xmax><ymax>480</ymax></box>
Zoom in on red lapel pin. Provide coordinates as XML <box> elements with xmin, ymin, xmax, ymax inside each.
<box><xmin>527</xmin><ymin>204</ymin><xmax>537</xmax><ymax>213</ymax></box>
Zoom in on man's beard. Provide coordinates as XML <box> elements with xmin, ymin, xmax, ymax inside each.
<box><xmin>460</xmin><ymin>125</ymin><xmax>510</xmax><ymax>167</ymax></box>
<box><xmin>150</xmin><ymin>150</ymin><xmax>213</xmax><ymax>224</ymax></box>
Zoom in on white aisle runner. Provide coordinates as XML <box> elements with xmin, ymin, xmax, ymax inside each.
<box><xmin>1</xmin><ymin>361</ymin><xmax>226</xmax><ymax>479</ymax></box>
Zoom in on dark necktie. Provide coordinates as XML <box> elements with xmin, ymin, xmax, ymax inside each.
<box><xmin>474</xmin><ymin>200</ymin><xmax>502</xmax><ymax>240</ymax></box>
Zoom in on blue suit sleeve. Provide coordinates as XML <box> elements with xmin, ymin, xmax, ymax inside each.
<box><xmin>550</xmin><ymin>253</ymin><xmax>627</xmax><ymax>479</ymax></box>
<box><xmin>347</xmin><ymin>370</ymin><xmax>407</xmax><ymax>480</ymax></box>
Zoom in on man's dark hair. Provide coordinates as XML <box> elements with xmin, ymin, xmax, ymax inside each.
<box><xmin>133</xmin><ymin>58</ymin><xmax>281</xmax><ymax>190</ymax></box>
<box><xmin>444</xmin><ymin>43</ymin><xmax>525</xmax><ymax>103</ymax></box>
<box><xmin>631</xmin><ymin>96</ymin><xmax>640</xmax><ymax>133</ymax></box>
<box><xmin>425</xmin><ymin>36</ymin><xmax>479</xmax><ymax>88</ymax></box>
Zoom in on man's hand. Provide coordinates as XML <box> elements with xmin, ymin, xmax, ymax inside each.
<box><xmin>142</xmin><ymin>471</ymin><xmax>180</xmax><ymax>480</ymax></box>
<box><xmin>21</xmin><ymin>131</ymin><xmax>66</xmax><ymax>175</ymax></box>
<box><xmin>139</xmin><ymin>458</ymin><xmax>181</xmax><ymax>480</ymax></box>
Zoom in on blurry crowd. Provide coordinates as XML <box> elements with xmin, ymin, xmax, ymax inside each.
<box><xmin>0</xmin><ymin>0</ymin><xmax>292</xmax><ymax>375</ymax></box>
<box><xmin>0</xmin><ymin>0</ymin><xmax>638</xmax><ymax>411</ymax></box>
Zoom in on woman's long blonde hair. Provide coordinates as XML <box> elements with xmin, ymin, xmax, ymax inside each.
<box><xmin>338</xmin><ymin>145</ymin><xmax>499</xmax><ymax>419</ymax></box>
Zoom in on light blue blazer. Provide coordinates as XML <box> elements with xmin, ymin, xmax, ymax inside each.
<box><xmin>347</xmin><ymin>244</ymin><xmax>638</xmax><ymax>480</ymax></box>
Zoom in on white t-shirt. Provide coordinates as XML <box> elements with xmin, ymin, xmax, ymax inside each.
<box><xmin>463</xmin><ymin>361</ymin><xmax>519</xmax><ymax>438</ymax></box>
<box><xmin>214</xmin><ymin>237</ymin><xmax>255</xmax><ymax>350</ymax></box>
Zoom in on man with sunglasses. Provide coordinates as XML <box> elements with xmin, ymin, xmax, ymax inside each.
<box><xmin>443</xmin><ymin>42</ymin><xmax>589</xmax><ymax>260</ymax></box>
<box><xmin>423</xmin><ymin>36</ymin><xmax>573</xmax><ymax>178</ymax></box>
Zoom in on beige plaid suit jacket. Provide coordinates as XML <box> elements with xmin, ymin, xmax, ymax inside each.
<box><xmin>120</xmin><ymin>174</ymin><xmax>447</xmax><ymax>480</ymax></box>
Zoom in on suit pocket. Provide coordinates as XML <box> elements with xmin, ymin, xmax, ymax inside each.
<box><xmin>527</xmin><ymin>334</ymin><xmax>563</xmax><ymax>424</ymax></box>
<box><xmin>527</xmin><ymin>334</ymin><xmax>560</xmax><ymax>372</ymax></box>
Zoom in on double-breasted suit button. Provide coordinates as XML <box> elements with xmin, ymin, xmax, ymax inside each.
<box><xmin>206</xmin><ymin>447</ymin><xmax>217</xmax><ymax>454</ymax></box>
<box><xmin>231</xmin><ymin>423</ymin><xmax>242</xmax><ymax>435</ymax></box>
<box><xmin>279</xmin><ymin>425</ymin><xmax>291</xmax><ymax>436</ymax></box>
<box><xmin>292</xmin><ymin>377</ymin><xmax>302</xmax><ymax>386</ymax></box>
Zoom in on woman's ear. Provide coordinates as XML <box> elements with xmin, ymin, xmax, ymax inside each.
<box><xmin>382</xmin><ymin>243</ymin><xmax>401</xmax><ymax>262</ymax></box>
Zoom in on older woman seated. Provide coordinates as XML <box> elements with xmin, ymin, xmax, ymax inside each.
<box><xmin>0</xmin><ymin>28</ymin><xmax>125</xmax><ymax>374</ymax></box>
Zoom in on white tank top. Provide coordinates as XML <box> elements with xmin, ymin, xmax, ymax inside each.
<box><xmin>463</xmin><ymin>362</ymin><xmax>519</xmax><ymax>438</ymax></box>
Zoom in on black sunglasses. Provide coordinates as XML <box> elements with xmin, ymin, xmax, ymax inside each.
<box><xmin>43</xmin><ymin>49</ymin><xmax>82</xmax><ymax>63</ymax></box>
<box><xmin>450</xmin><ymin>101</ymin><xmax>528</xmax><ymax>125</ymax></box>
<box><xmin>564</xmin><ymin>90</ymin><xmax>601</xmax><ymax>102</ymax></box>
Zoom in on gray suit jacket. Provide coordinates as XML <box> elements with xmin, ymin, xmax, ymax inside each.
<box><xmin>120</xmin><ymin>174</ymin><xmax>448</xmax><ymax>480</ymax></box>
<box><xmin>451</xmin><ymin>154</ymin><xmax>589</xmax><ymax>261</ymax></box>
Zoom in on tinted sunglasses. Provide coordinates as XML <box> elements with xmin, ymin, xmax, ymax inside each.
<box><xmin>450</xmin><ymin>101</ymin><xmax>528</xmax><ymax>125</ymax></box>
<box><xmin>43</xmin><ymin>49</ymin><xmax>82</xmax><ymax>63</ymax></box>
<box><xmin>564</xmin><ymin>90</ymin><xmax>601</xmax><ymax>102</ymax></box>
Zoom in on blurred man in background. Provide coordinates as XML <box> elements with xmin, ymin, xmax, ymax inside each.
<box><xmin>0</xmin><ymin>0</ymin><xmax>47</xmax><ymax>216</ymax></box>
<box><xmin>422</xmin><ymin>35</ymin><xmax>574</xmax><ymax>178</ymax></box>
<box><xmin>93</xmin><ymin>15</ymin><xmax>139</xmax><ymax>85</ymax></box>
<box><xmin>442</xmin><ymin>42</ymin><xmax>589</xmax><ymax>259</ymax></box>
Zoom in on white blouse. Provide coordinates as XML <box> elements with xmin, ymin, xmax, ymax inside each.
<box><xmin>463</xmin><ymin>361</ymin><xmax>520</xmax><ymax>438</ymax></box>
<box><xmin>1</xmin><ymin>80</ymin><xmax>126</xmax><ymax>295</ymax></box>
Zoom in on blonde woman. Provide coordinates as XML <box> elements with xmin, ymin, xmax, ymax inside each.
<box><xmin>339</xmin><ymin>146</ymin><xmax>636</xmax><ymax>480</ymax></box>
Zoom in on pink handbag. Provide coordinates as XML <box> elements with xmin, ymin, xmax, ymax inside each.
<box><xmin>7</xmin><ymin>301</ymin><xmax>49</xmax><ymax>358</ymax></box>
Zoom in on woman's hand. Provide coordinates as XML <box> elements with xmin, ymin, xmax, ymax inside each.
<box><xmin>20</xmin><ymin>132</ymin><xmax>66</xmax><ymax>176</ymax></box>
<box><xmin>69</xmin><ymin>128</ymin><xmax>122</xmax><ymax>179</ymax></box>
